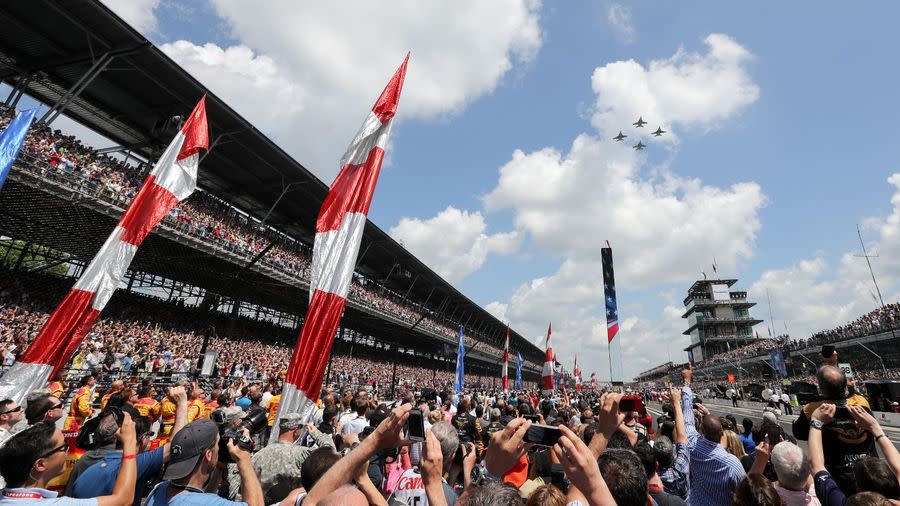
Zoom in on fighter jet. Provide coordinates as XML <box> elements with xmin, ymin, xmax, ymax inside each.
<box><xmin>633</xmin><ymin>116</ymin><xmax>647</xmax><ymax>128</ymax></box>
<box><xmin>614</xmin><ymin>131</ymin><xmax>627</xmax><ymax>141</ymax></box>
<box><xmin>652</xmin><ymin>127</ymin><xmax>666</xmax><ymax>137</ymax></box>
<box><xmin>633</xmin><ymin>141</ymin><xmax>645</xmax><ymax>150</ymax></box>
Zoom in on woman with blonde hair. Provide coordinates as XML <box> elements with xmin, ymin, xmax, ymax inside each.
<box><xmin>526</xmin><ymin>484</ymin><xmax>567</xmax><ymax>506</ymax></box>
<box><xmin>723</xmin><ymin>429</ymin><xmax>755</xmax><ymax>471</ymax></box>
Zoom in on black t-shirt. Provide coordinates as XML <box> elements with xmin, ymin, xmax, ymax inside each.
<box><xmin>452</xmin><ymin>412</ymin><xmax>477</xmax><ymax>443</ymax></box>
<box><xmin>650</xmin><ymin>487</ymin><xmax>687</xmax><ymax>506</ymax></box>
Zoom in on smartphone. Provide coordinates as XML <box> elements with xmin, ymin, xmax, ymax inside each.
<box><xmin>619</xmin><ymin>396</ymin><xmax>643</xmax><ymax>414</ymax></box>
<box><xmin>523</xmin><ymin>414</ymin><xmax>540</xmax><ymax>422</ymax></box>
<box><xmin>524</xmin><ymin>424</ymin><xmax>563</xmax><ymax>447</ymax></box>
<box><xmin>406</xmin><ymin>408</ymin><xmax>425</xmax><ymax>442</ymax></box>
<box><xmin>834</xmin><ymin>406</ymin><xmax>854</xmax><ymax>421</ymax></box>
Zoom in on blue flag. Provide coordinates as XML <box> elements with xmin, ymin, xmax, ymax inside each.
<box><xmin>515</xmin><ymin>352</ymin><xmax>523</xmax><ymax>389</ymax></box>
<box><xmin>455</xmin><ymin>326</ymin><xmax>465</xmax><ymax>392</ymax></box>
<box><xmin>0</xmin><ymin>108</ymin><xmax>38</xmax><ymax>191</ymax></box>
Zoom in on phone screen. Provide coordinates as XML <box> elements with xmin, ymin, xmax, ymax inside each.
<box><xmin>407</xmin><ymin>409</ymin><xmax>425</xmax><ymax>441</ymax></box>
<box><xmin>523</xmin><ymin>414</ymin><xmax>539</xmax><ymax>422</ymax></box>
<box><xmin>523</xmin><ymin>424</ymin><xmax>563</xmax><ymax>447</ymax></box>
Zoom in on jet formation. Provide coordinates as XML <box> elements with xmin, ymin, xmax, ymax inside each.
<box><xmin>613</xmin><ymin>116</ymin><xmax>665</xmax><ymax>150</ymax></box>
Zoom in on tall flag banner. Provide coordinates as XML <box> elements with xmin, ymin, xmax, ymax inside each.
<box><xmin>0</xmin><ymin>98</ymin><xmax>208</xmax><ymax>404</ymax></box>
<box><xmin>541</xmin><ymin>323</ymin><xmax>554</xmax><ymax>393</ymax></box>
<box><xmin>574</xmin><ymin>355</ymin><xmax>583</xmax><ymax>391</ymax></box>
<box><xmin>455</xmin><ymin>326</ymin><xmax>465</xmax><ymax>392</ymax></box>
<box><xmin>515</xmin><ymin>352</ymin><xmax>523</xmax><ymax>390</ymax></box>
<box><xmin>501</xmin><ymin>324</ymin><xmax>510</xmax><ymax>390</ymax></box>
<box><xmin>602</xmin><ymin>242</ymin><xmax>624</xmax><ymax>383</ymax></box>
<box><xmin>274</xmin><ymin>56</ymin><xmax>409</xmax><ymax>433</ymax></box>
<box><xmin>590</xmin><ymin>372</ymin><xmax>597</xmax><ymax>390</ymax></box>
<box><xmin>0</xmin><ymin>108</ymin><xmax>38</xmax><ymax>191</ymax></box>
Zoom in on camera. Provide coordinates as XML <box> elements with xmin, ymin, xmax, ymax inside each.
<box><xmin>215</xmin><ymin>409</ymin><xmax>268</xmax><ymax>463</ymax></box>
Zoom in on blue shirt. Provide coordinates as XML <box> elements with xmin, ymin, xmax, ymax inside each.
<box><xmin>682</xmin><ymin>385</ymin><xmax>746</xmax><ymax>506</ymax></box>
<box><xmin>0</xmin><ymin>488</ymin><xmax>96</xmax><ymax>506</ymax></box>
<box><xmin>145</xmin><ymin>482</ymin><xmax>247</xmax><ymax>506</ymax></box>
<box><xmin>739</xmin><ymin>432</ymin><xmax>756</xmax><ymax>457</ymax></box>
<box><xmin>235</xmin><ymin>397</ymin><xmax>251</xmax><ymax>410</ymax></box>
<box><xmin>658</xmin><ymin>441</ymin><xmax>689</xmax><ymax>499</ymax></box>
<box><xmin>71</xmin><ymin>448</ymin><xmax>165</xmax><ymax>506</ymax></box>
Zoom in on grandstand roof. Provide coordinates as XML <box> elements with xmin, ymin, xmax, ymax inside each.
<box><xmin>0</xmin><ymin>0</ymin><xmax>544</xmax><ymax>362</ymax></box>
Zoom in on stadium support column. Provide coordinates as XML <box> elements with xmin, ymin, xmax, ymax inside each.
<box><xmin>40</xmin><ymin>52</ymin><xmax>114</xmax><ymax>125</ymax></box>
<box><xmin>390</xmin><ymin>360</ymin><xmax>398</xmax><ymax>400</ymax></box>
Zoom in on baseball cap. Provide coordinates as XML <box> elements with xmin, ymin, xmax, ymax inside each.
<box><xmin>279</xmin><ymin>412</ymin><xmax>303</xmax><ymax>431</ymax></box>
<box><xmin>163</xmin><ymin>419</ymin><xmax>218</xmax><ymax>481</ymax></box>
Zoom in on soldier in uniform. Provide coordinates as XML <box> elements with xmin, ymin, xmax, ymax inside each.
<box><xmin>227</xmin><ymin>412</ymin><xmax>334</xmax><ymax>503</ymax></box>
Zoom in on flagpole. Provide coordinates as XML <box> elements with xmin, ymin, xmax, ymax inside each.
<box><xmin>608</xmin><ymin>343</ymin><xmax>613</xmax><ymax>384</ymax></box>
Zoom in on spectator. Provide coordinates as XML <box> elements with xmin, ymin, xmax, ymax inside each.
<box><xmin>793</xmin><ymin>365</ymin><xmax>876</xmax><ymax>494</ymax></box>
<box><xmin>768</xmin><ymin>441</ymin><xmax>820</xmax><ymax>506</ymax></box>
<box><xmin>0</xmin><ymin>399</ymin><xmax>24</xmax><ymax>447</ymax></box>
<box><xmin>732</xmin><ymin>474</ymin><xmax>784</xmax><ymax>506</ymax></box>
<box><xmin>69</xmin><ymin>387</ymin><xmax>189</xmax><ymax>505</ymax></box>
<box><xmin>229</xmin><ymin>414</ymin><xmax>334</xmax><ymax>504</ymax></box>
<box><xmin>25</xmin><ymin>394</ymin><xmax>64</xmax><ymax>427</ymax></box>
<box><xmin>388</xmin><ymin>420</ymin><xmax>463</xmax><ymax>505</ymax></box>
<box><xmin>0</xmin><ymin>417</ymin><xmax>138</xmax><ymax>506</ymax></box>
<box><xmin>682</xmin><ymin>366</ymin><xmax>747</xmax><ymax>505</ymax></box>
<box><xmin>144</xmin><ymin>419</ymin><xmax>264</xmax><ymax>506</ymax></box>
<box><xmin>633</xmin><ymin>441</ymin><xmax>687</xmax><ymax>505</ymax></box>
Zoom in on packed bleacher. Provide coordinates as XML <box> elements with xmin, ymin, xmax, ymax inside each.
<box><xmin>0</xmin><ymin>102</ymin><xmax>517</xmax><ymax>364</ymax></box>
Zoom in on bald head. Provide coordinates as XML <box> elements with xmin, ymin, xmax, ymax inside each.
<box><xmin>110</xmin><ymin>380</ymin><xmax>124</xmax><ymax>392</ymax></box>
<box><xmin>319</xmin><ymin>485</ymin><xmax>367</xmax><ymax>506</ymax></box>
<box><xmin>700</xmin><ymin>414</ymin><xmax>724</xmax><ymax>443</ymax></box>
<box><xmin>817</xmin><ymin>365</ymin><xmax>847</xmax><ymax>400</ymax></box>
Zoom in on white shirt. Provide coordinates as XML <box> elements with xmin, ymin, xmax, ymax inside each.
<box><xmin>781</xmin><ymin>393</ymin><xmax>790</xmax><ymax>403</ymax></box>
<box><xmin>342</xmin><ymin>416</ymin><xmax>368</xmax><ymax>436</ymax></box>
<box><xmin>0</xmin><ymin>427</ymin><xmax>12</xmax><ymax>448</ymax></box>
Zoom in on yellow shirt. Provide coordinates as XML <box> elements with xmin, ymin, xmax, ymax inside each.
<box><xmin>63</xmin><ymin>386</ymin><xmax>93</xmax><ymax>431</ymax></box>
<box><xmin>158</xmin><ymin>398</ymin><xmax>177</xmax><ymax>437</ymax></box>
<box><xmin>266</xmin><ymin>394</ymin><xmax>281</xmax><ymax>427</ymax></box>
<box><xmin>188</xmin><ymin>400</ymin><xmax>205</xmax><ymax>422</ymax></box>
<box><xmin>48</xmin><ymin>381</ymin><xmax>65</xmax><ymax>400</ymax></box>
<box><xmin>135</xmin><ymin>397</ymin><xmax>161</xmax><ymax>421</ymax></box>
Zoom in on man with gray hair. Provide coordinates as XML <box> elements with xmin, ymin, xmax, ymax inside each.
<box><xmin>770</xmin><ymin>442</ymin><xmax>819</xmax><ymax>506</ymax></box>
<box><xmin>229</xmin><ymin>412</ymin><xmax>335</xmax><ymax>503</ymax></box>
<box><xmin>389</xmin><ymin>421</ymin><xmax>462</xmax><ymax>506</ymax></box>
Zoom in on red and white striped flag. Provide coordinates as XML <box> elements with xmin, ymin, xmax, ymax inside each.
<box><xmin>501</xmin><ymin>323</ymin><xmax>509</xmax><ymax>390</ymax></box>
<box><xmin>542</xmin><ymin>322</ymin><xmax>554</xmax><ymax>394</ymax></box>
<box><xmin>273</xmin><ymin>55</ymin><xmax>409</xmax><ymax>432</ymax></box>
<box><xmin>0</xmin><ymin>97</ymin><xmax>208</xmax><ymax>404</ymax></box>
<box><xmin>574</xmin><ymin>354</ymin><xmax>583</xmax><ymax>391</ymax></box>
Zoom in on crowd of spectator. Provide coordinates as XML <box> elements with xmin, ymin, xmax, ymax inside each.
<box><xmin>0</xmin><ymin>103</ymin><xmax>522</xmax><ymax>366</ymax></box>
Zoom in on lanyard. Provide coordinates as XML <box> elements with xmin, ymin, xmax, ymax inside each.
<box><xmin>3</xmin><ymin>491</ymin><xmax>45</xmax><ymax>499</ymax></box>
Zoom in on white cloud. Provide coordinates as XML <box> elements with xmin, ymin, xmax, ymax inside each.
<box><xmin>750</xmin><ymin>174</ymin><xmax>900</xmax><ymax>339</ymax></box>
<box><xmin>606</xmin><ymin>4</ymin><xmax>635</xmax><ymax>44</ymax></box>
<box><xmin>591</xmin><ymin>33</ymin><xmax>759</xmax><ymax>141</ymax></box>
<box><xmin>479</xmin><ymin>33</ymin><xmax>764</xmax><ymax>379</ymax></box>
<box><xmin>484</xmin><ymin>134</ymin><xmax>765</xmax><ymax>287</ymax></box>
<box><xmin>485</xmin><ymin>302</ymin><xmax>509</xmax><ymax>322</ymax></box>
<box><xmin>389</xmin><ymin>206</ymin><xmax>521</xmax><ymax>285</ymax></box>
<box><xmin>101</xmin><ymin>0</ymin><xmax>160</xmax><ymax>34</ymax></box>
<box><xmin>153</xmin><ymin>1</ymin><xmax>542</xmax><ymax>179</ymax></box>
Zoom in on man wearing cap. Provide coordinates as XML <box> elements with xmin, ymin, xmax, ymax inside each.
<box><xmin>145</xmin><ymin>419</ymin><xmax>263</xmax><ymax>506</ymax></box>
<box><xmin>227</xmin><ymin>413</ymin><xmax>334</xmax><ymax>504</ymax></box>
<box><xmin>69</xmin><ymin>387</ymin><xmax>189</xmax><ymax>505</ymax></box>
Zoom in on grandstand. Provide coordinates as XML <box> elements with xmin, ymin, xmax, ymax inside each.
<box><xmin>0</xmin><ymin>0</ymin><xmax>543</xmax><ymax>388</ymax></box>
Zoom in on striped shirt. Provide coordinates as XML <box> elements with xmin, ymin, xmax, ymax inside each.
<box><xmin>683</xmin><ymin>385</ymin><xmax>746</xmax><ymax>506</ymax></box>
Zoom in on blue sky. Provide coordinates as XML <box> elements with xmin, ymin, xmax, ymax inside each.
<box><xmin>82</xmin><ymin>1</ymin><xmax>900</xmax><ymax>380</ymax></box>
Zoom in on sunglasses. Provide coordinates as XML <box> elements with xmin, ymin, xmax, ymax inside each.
<box><xmin>0</xmin><ymin>405</ymin><xmax>22</xmax><ymax>415</ymax></box>
<box><xmin>39</xmin><ymin>441</ymin><xmax>68</xmax><ymax>459</ymax></box>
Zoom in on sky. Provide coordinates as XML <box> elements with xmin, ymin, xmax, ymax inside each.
<box><xmin>81</xmin><ymin>0</ymin><xmax>900</xmax><ymax>380</ymax></box>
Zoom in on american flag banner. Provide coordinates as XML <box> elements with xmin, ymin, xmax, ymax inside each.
<box><xmin>273</xmin><ymin>55</ymin><xmax>409</xmax><ymax>434</ymax></box>
<box><xmin>602</xmin><ymin>242</ymin><xmax>625</xmax><ymax>383</ymax></box>
<box><xmin>601</xmin><ymin>245</ymin><xmax>619</xmax><ymax>343</ymax></box>
<box><xmin>501</xmin><ymin>323</ymin><xmax>510</xmax><ymax>390</ymax></box>
<box><xmin>0</xmin><ymin>97</ymin><xmax>208</xmax><ymax>404</ymax></box>
<box><xmin>541</xmin><ymin>322</ymin><xmax>554</xmax><ymax>394</ymax></box>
